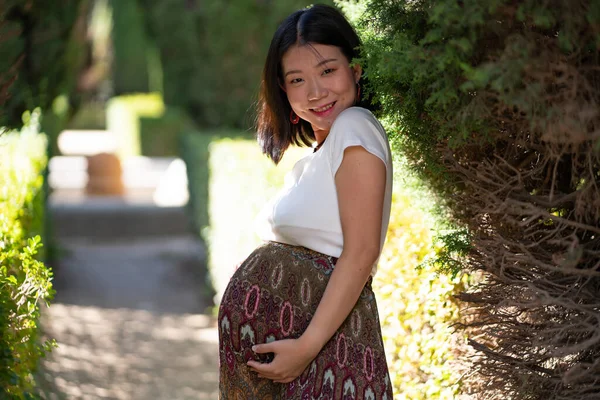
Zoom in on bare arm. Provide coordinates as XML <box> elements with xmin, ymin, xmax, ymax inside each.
<box><xmin>300</xmin><ymin>145</ymin><xmax>386</xmax><ymax>353</ymax></box>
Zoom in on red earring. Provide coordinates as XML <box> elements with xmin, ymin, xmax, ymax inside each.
<box><xmin>290</xmin><ymin>110</ymin><xmax>300</xmax><ymax>124</ymax></box>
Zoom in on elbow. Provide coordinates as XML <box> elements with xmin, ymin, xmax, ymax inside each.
<box><xmin>363</xmin><ymin>245</ymin><xmax>381</xmax><ymax>266</ymax></box>
<box><xmin>341</xmin><ymin>242</ymin><xmax>380</xmax><ymax>270</ymax></box>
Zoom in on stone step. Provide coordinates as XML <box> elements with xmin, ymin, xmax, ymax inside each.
<box><xmin>48</xmin><ymin>155</ymin><xmax>189</xmax><ymax>207</ymax></box>
<box><xmin>49</xmin><ymin>199</ymin><xmax>193</xmax><ymax>240</ymax></box>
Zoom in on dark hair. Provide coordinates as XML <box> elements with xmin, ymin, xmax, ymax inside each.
<box><xmin>256</xmin><ymin>4</ymin><xmax>373</xmax><ymax>164</ymax></box>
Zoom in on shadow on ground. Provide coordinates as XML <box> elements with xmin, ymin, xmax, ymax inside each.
<box><xmin>37</xmin><ymin>236</ymin><xmax>219</xmax><ymax>400</ymax></box>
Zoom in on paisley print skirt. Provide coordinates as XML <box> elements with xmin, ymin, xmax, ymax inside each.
<box><xmin>218</xmin><ymin>241</ymin><xmax>392</xmax><ymax>399</ymax></box>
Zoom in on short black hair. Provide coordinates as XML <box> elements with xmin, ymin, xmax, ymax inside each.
<box><xmin>256</xmin><ymin>4</ymin><xmax>372</xmax><ymax>164</ymax></box>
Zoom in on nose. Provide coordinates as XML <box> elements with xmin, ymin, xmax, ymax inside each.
<box><xmin>307</xmin><ymin>78</ymin><xmax>327</xmax><ymax>102</ymax></box>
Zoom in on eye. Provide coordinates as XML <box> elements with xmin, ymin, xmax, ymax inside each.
<box><xmin>322</xmin><ymin>68</ymin><xmax>336</xmax><ymax>75</ymax></box>
<box><xmin>290</xmin><ymin>77</ymin><xmax>303</xmax><ymax>84</ymax></box>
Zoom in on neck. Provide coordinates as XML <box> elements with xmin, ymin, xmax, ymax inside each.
<box><xmin>313</xmin><ymin>128</ymin><xmax>329</xmax><ymax>146</ymax></box>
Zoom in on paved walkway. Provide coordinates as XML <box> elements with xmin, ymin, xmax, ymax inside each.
<box><xmin>38</xmin><ymin>235</ymin><xmax>219</xmax><ymax>400</ymax></box>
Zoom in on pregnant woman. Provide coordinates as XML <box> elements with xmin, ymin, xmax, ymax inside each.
<box><xmin>218</xmin><ymin>4</ymin><xmax>394</xmax><ymax>399</ymax></box>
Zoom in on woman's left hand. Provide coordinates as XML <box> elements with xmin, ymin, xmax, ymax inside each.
<box><xmin>247</xmin><ymin>338</ymin><xmax>318</xmax><ymax>383</ymax></box>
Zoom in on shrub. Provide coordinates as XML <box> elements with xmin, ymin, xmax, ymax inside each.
<box><xmin>137</xmin><ymin>0</ymin><xmax>334</xmax><ymax>129</ymax></box>
<box><xmin>110</xmin><ymin>0</ymin><xmax>151</xmax><ymax>95</ymax></box>
<box><xmin>0</xmin><ymin>0</ymin><xmax>88</xmax><ymax>130</ymax></box>
<box><xmin>139</xmin><ymin>107</ymin><xmax>197</xmax><ymax>157</ymax></box>
<box><xmin>350</xmin><ymin>0</ymin><xmax>600</xmax><ymax>397</ymax></box>
<box><xmin>0</xmin><ymin>110</ymin><xmax>54</xmax><ymax>398</ymax></box>
<box><xmin>374</xmin><ymin>184</ymin><xmax>468</xmax><ymax>399</ymax></box>
<box><xmin>180</xmin><ymin>132</ymin><xmax>306</xmax><ymax>303</ymax></box>
<box><xmin>106</xmin><ymin>93</ymin><xmax>195</xmax><ymax>158</ymax></box>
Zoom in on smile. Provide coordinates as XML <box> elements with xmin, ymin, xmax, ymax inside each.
<box><xmin>310</xmin><ymin>102</ymin><xmax>336</xmax><ymax>113</ymax></box>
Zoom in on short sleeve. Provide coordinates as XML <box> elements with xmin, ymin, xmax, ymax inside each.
<box><xmin>328</xmin><ymin>107</ymin><xmax>389</xmax><ymax>175</ymax></box>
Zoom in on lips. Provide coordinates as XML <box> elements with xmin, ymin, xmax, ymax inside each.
<box><xmin>310</xmin><ymin>101</ymin><xmax>336</xmax><ymax>116</ymax></box>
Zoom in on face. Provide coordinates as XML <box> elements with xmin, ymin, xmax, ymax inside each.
<box><xmin>281</xmin><ymin>43</ymin><xmax>361</xmax><ymax>136</ymax></box>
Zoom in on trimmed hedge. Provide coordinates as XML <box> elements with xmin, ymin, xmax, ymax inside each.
<box><xmin>137</xmin><ymin>0</ymin><xmax>334</xmax><ymax>129</ymax></box>
<box><xmin>106</xmin><ymin>93</ymin><xmax>196</xmax><ymax>158</ymax></box>
<box><xmin>110</xmin><ymin>0</ymin><xmax>151</xmax><ymax>95</ymax></box>
<box><xmin>180</xmin><ymin>132</ymin><xmax>306</xmax><ymax>302</ymax></box>
<box><xmin>0</xmin><ymin>0</ymin><xmax>88</xmax><ymax>131</ymax></box>
<box><xmin>106</xmin><ymin>93</ymin><xmax>164</xmax><ymax>157</ymax></box>
<box><xmin>374</xmin><ymin>185</ymin><xmax>467</xmax><ymax>399</ymax></box>
<box><xmin>0</xmin><ymin>110</ymin><xmax>54</xmax><ymax>398</ymax></box>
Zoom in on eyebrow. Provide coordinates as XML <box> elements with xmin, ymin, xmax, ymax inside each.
<box><xmin>284</xmin><ymin>58</ymin><xmax>339</xmax><ymax>78</ymax></box>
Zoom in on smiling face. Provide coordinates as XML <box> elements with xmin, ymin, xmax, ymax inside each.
<box><xmin>281</xmin><ymin>43</ymin><xmax>361</xmax><ymax>139</ymax></box>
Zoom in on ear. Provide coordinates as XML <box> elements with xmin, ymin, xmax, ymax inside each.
<box><xmin>352</xmin><ymin>64</ymin><xmax>362</xmax><ymax>84</ymax></box>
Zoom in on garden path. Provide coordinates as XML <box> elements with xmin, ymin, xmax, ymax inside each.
<box><xmin>37</xmin><ymin>154</ymin><xmax>220</xmax><ymax>400</ymax></box>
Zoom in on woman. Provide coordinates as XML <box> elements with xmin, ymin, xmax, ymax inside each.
<box><xmin>218</xmin><ymin>4</ymin><xmax>393</xmax><ymax>399</ymax></box>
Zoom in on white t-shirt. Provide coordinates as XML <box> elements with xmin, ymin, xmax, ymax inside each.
<box><xmin>255</xmin><ymin>107</ymin><xmax>393</xmax><ymax>276</ymax></box>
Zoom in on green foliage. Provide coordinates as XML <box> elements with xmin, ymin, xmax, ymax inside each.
<box><xmin>180</xmin><ymin>132</ymin><xmax>306</xmax><ymax>302</ymax></box>
<box><xmin>106</xmin><ymin>93</ymin><xmax>163</xmax><ymax>157</ymax></box>
<box><xmin>374</xmin><ymin>187</ymin><xmax>467</xmax><ymax>399</ymax></box>
<box><xmin>110</xmin><ymin>0</ymin><xmax>151</xmax><ymax>95</ymax></box>
<box><xmin>137</xmin><ymin>0</ymin><xmax>333</xmax><ymax>129</ymax></box>
<box><xmin>0</xmin><ymin>110</ymin><xmax>55</xmax><ymax>398</ymax></box>
<box><xmin>347</xmin><ymin>0</ymin><xmax>600</xmax><ymax>397</ymax></box>
<box><xmin>0</xmin><ymin>0</ymin><xmax>89</xmax><ymax>130</ymax></box>
<box><xmin>140</xmin><ymin>107</ymin><xmax>197</xmax><ymax>157</ymax></box>
<box><xmin>66</xmin><ymin>101</ymin><xmax>106</xmax><ymax>130</ymax></box>
<box><xmin>106</xmin><ymin>93</ymin><xmax>196</xmax><ymax>157</ymax></box>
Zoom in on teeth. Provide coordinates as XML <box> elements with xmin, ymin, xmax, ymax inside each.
<box><xmin>314</xmin><ymin>103</ymin><xmax>334</xmax><ymax>112</ymax></box>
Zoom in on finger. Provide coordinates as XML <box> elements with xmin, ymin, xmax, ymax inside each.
<box><xmin>250</xmin><ymin>368</ymin><xmax>278</xmax><ymax>381</ymax></box>
<box><xmin>247</xmin><ymin>360</ymin><xmax>276</xmax><ymax>375</ymax></box>
<box><xmin>247</xmin><ymin>360</ymin><xmax>273</xmax><ymax>370</ymax></box>
<box><xmin>252</xmin><ymin>342</ymin><xmax>276</xmax><ymax>354</ymax></box>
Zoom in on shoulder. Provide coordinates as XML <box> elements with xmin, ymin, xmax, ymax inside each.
<box><xmin>328</xmin><ymin>107</ymin><xmax>387</xmax><ymax>149</ymax></box>
<box><xmin>327</xmin><ymin>107</ymin><xmax>390</xmax><ymax>173</ymax></box>
<box><xmin>331</xmin><ymin>107</ymin><xmax>382</xmax><ymax>132</ymax></box>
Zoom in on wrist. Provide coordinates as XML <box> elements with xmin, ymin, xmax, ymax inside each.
<box><xmin>299</xmin><ymin>328</ymin><xmax>326</xmax><ymax>358</ymax></box>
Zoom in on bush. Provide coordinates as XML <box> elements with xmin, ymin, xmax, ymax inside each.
<box><xmin>0</xmin><ymin>110</ymin><xmax>54</xmax><ymax>398</ymax></box>
<box><xmin>180</xmin><ymin>132</ymin><xmax>306</xmax><ymax>303</ymax></box>
<box><xmin>110</xmin><ymin>0</ymin><xmax>151</xmax><ymax>95</ymax></box>
<box><xmin>0</xmin><ymin>0</ymin><xmax>88</xmax><ymax>130</ymax></box>
<box><xmin>106</xmin><ymin>93</ymin><xmax>195</xmax><ymax>158</ymax></box>
<box><xmin>66</xmin><ymin>101</ymin><xmax>107</xmax><ymax>130</ymax></box>
<box><xmin>374</xmin><ymin>184</ymin><xmax>468</xmax><ymax>399</ymax></box>
<box><xmin>139</xmin><ymin>107</ymin><xmax>197</xmax><ymax>157</ymax></box>
<box><xmin>350</xmin><ymin>0</ymin><xmax>600</xmax><ymax>397</ymax></box>
<box><xmin>138</xmin><ymin>0</ymin><xmax>334</xmax><ymax>129</ymax></box>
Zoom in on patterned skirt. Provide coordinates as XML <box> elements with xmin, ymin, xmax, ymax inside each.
<box><xmin>218</xmin><ymin>241</ymin><xmax>393</xmax><ymax>399</ymax></box>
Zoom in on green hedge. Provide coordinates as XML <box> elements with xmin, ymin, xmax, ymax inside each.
<box><xmin>106</xmin><ymin>93</ymin><xmax>196</xmax><ymax>158</ymax></box>
<box><xmin>341</xmin><ymin>0</ymin><xmax>600</xmax><ymax>397</ymax></box>
<box><xmin>0</xmin><ymin>110</ymin><xmax>55</xmax><ymax>398</ymax></box>
<box><xmin>374</xmin><ymin>185</ymin><xmax>467</xmax><ymax>399</ymax></box>
<box><xmin>180</xmin><ymin>132</ymin><xmax>306</xmax><ymax>302</ymax></box>
<box><xmin>110</xmin><ymin>0</ymin><xmax>151</xmax><ymax>95</ymax></box>
<box><xmin>137</xmin><ymin>0</ymin><xmax>334</xmax><ymax>129</ymax></box>
<box><xmin>0</xmin><ymin>0</ymin><xmax>88</xmax><ymax>132</ymax></box>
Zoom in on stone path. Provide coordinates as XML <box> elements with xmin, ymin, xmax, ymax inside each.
<box><xmin>37</xmin><ymin>235</ymin><xmax>219</xmax><ymax>400</ymax></box>
<box><xmin>37</xmin><ymin>153</ymin><xmax>220</xmax><ymax>399</ymax></box>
